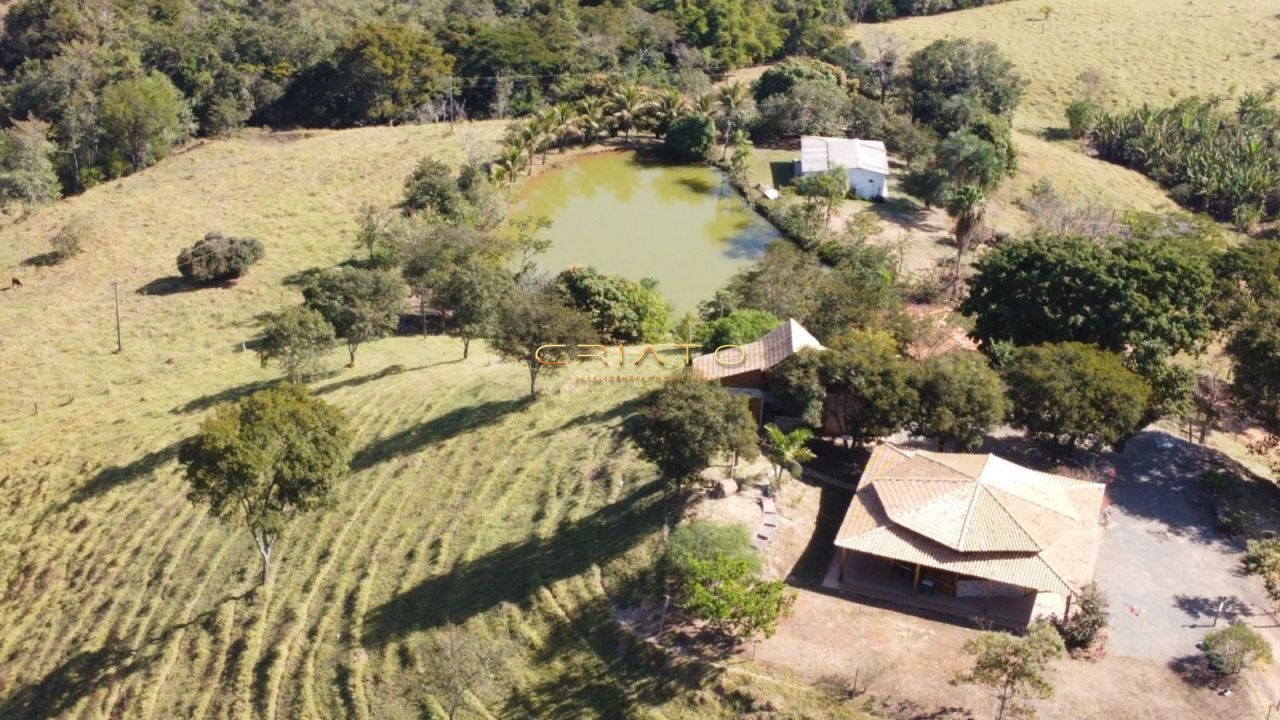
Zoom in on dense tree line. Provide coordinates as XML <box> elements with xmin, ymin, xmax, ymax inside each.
<box><xmin>0</xmin><ymin>0</ymin><xmax>1024</xmax><ymax>206</ymax></box>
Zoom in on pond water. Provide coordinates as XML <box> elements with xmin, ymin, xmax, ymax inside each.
<box><xmin>515</xmin><ymin>151</ymin><xmax>780</xmax><ymax>313</ymax></box>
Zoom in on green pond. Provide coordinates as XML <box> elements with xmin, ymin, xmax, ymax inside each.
<box><xmin>516</xmin><ymin>151</ymin><xmax>781</xmax><ymax>313</ymax></box>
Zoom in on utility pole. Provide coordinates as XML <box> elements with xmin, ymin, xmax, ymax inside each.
<box><xmin>112</xmin><ymin>280</ymin><xmax>122</xmax><ymax>354</ymax></box>
<box><xmin>448</xmin><ymin>76</ymin><xmax>455</xmax><ymax>133</ymax></box>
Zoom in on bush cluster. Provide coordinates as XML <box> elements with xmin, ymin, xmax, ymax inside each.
<box><xmin>177</xmin><ymin>232</ymin><xmax>265</xmax><ymax>284</ymax></box>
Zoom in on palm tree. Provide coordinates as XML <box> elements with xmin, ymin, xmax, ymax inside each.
<box><xmin>516</xmin><ymin>121</ymin><xmax>545</xmax><ymax>175</ymax></box>
<box><xmin>715</xmin><ymin>81</ymin><xmax>751</xmax><ymax>160</ymax></box>
<box><xmin>763</xmin><ymin>423</ymin><xmax>816</xmax><ymax>488</ymax></box>
<box><xmin>493</xmin><ymin>144</ymin><xmax>525</xmax><ymax>185</ymax></box>
<box><xmin>692</xmin><ymin>92</ymin><xmax>716</xmax><ymax>116</ymax></box>
<box><xmin>945</xmin><ymin>184</ymin><xmax>986</xmax><ymax>296</ymax></box>
<box><xmin>577</xmin><ymin>96</ymin><xmax>608</xmax><ymax>145</ymax></box>
<box><xmin>607</xmin><ymin>84</ymin><xmax>650</xmax><ymax>140</ymax></box>
<box><xmin>649</xmin><ymin>88</ymin><xmax>688</xmax><ymax>138</ymax></box>
<box><xmin>550</xmin><ymin>101</ymin><xmax>578</xmax><ymax>151</ymax></box>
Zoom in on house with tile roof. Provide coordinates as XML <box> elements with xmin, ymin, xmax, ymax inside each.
<box><xmin>690</xmin><ymin>319</ymin><xmax>824</xmax><ymax>422</ymax></box>
<box><xmin>825</xmin><ymin>443</ymin><xmax>1107</xmax><ymax>629</ymax></box>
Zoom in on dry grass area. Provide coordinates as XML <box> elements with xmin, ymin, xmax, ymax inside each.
<box><xmin>857</xmin><ymin>0</ymin><xmax>1280</xmax><ymax>130</ymax></box>
<box><xmin>756</xmin><ymin>589</ymin><xmax>1260</xmax><ymax>720</ymax></box>
<box><xmin>0</xmin><ymin>124</ymin><xmax>872</xmax><ymax>719</ymax></box>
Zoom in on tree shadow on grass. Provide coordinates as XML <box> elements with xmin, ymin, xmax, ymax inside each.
<box><xmin>69</xmin><ymin>441</ymin><xmax>183</xmax><ymax>504</ymax></box>
<box><xmin>171</xmin><ymin>378</ymin><xmax>280</xmax><ymax>415</ymax></box>
<box><xmin>312</xmin><ymin>364</ymin><xmax>429</xmax><ymax>397</ymax></box>
<box><xmin>0</xmin><ymin>645</ymin><xmax>146</xmax><ymax>719</ymax></box>
<box><xmin>349</xmin><ymin>397</ymin><xmax>532</xmax><ymax>472</ymax></box>
<box><xmin>506</xmin><ymin>608</ymin><xmax>727</xmax><ymax>718</ymax></box>
<box><xmin>135</xmin><ymin>276</ymin><xmax>197</xmax><ymax>296</ymax></box>
<box><xmin>1168</xmin><ymin>653</ymin><xmax>1224</xmax><ymax>689</ymax></box>
<box><xmin>0</xmin><ymin>587</ymin><xmax>254</xmax><ymax>719</ymax></box>
<box><xmin>362</xmin><ymin>479</ymin><xmax>666</xmax><ymax>647</ymax></box>
<box><xmin>20</xmin><ymin>251</ymin><xmax>60</xmax><ymax>268</ymax></box>
<box><xmin>543</xmin><ymin>395</ymin><xmax>644</xmax><ymax>436</ymax></box>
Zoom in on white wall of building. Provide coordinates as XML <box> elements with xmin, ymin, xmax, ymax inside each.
<box><xmin>849</xmin><ymin>168</ymin><xmax>887</xmax><ymax>199</ymax></box>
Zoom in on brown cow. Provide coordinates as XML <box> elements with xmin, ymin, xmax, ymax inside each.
<box><xmin>9</xmin><ymin>277</ymin><xmax>21</xmax><ymax>289</ymax></box>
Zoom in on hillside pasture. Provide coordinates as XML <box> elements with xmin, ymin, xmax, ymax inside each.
<box><xmin>0</xmin><ymin>124</ymin><xmax>869</xmax><ymax>718</ymax></box>
<box><xmin>858</xmin><ymin>0</ymin><xmax>1280</xmax><ymax>130</ymax></box>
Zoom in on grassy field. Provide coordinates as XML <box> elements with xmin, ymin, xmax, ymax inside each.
<box><xmin>858</xmin><ymin>0</ymin><xmax>1280</xmax><ymax>130</ymax></box>
<box><xmin>0</xmin><ymin>126</ymin><xmax>870</xmax><ymax>718</ymax></box>
<box><xmin>844</xmin><ymin>0</ymin><xmax>1280</xmax><ymax>219</ymax></box>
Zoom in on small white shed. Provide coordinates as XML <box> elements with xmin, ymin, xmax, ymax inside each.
<box><xmin>794</xmin><ymin>136</ymin><xmax>889</xmax><ymax>200</ymax></box>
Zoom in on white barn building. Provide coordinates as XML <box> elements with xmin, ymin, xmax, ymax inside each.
<box><xmin>795</xmin><ymin>136</ymin><xmax>889</xmax><ymax>200</ymax></box>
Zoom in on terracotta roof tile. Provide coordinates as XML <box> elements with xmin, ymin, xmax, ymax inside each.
<box><xmin>690</xmin><ymin>319</ymin><xmax>824</xmax><ymax>380</ymax></box>
<box><xmin>835</xmin><ymin>444</ymin><xmax>1107</xmax><ymax>594</ymax></box>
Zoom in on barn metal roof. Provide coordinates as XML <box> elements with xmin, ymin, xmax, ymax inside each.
<box><xmin>799</xmin><ymin>136</ymin><xmax>890</xmax><ymax>176</ymax></box>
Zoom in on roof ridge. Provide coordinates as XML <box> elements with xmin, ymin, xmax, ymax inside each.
<box><xmin>977</xmin><ymin>484</ymin><xmax>1043</xmax><ymax>552</ymax></box>
<box><xmin>956</xmin><ymin>480</ymin><xmax>983</xmax><ymax>551</ymax></box>
<box><xmin>917</xmin><ymin>450</ymin><xmax>984</xmax><ymax>480</ymax></box>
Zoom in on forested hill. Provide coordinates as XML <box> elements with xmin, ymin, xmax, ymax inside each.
<box><xmin>0</xmin><ymin>0</ymin><xmax>1012</xmax><ymax>199</ymax></box>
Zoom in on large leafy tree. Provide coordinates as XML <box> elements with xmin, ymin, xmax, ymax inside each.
<box><xmin>327</xmin><ymin>23</ymin><xmax>452</xmax><ymax>126</ymax></box>
<box><xmin>1001</xmin><ymin>342</ymin><xmax>1151</xmax><ymax>454</ymax></box>
<box><xmin>696</xmin><ymin>309</ymin><xmax>780</xmax><ymax>352</ymax></box>
<box><xmin>631</xmin><ymin>380</ymin><xmax>758</xmax><ymax>496</ymax></box>
<box><xmin>962</xmin><ymin>234</ymin><xmax>1215</xmax><ymax>361</ymax></box>
<box><xmin>98</xmin><ymin>70</ymin><xmax>192</xmax><ymax>175</ymax></box>
<box><xmin>823</xmin><ymin>329</ymin><xmax>917</xmax><ymax>444</ymax></box>
<box><xmin>302</xmin><ymin>267</ymin><xmax>405</xmax><ymax>366</ymax></box>
<box><xmin>489</xmin><ymin>281</ymin><xmax>596</xmax><ymax>399</ymax></box>
<box><xmin>178</xmin><ymin>384</ymin><xmax>353</xmax><ymax>585</ymax></box>
<box><xmin>0</xmin><ymin>117</ymin><xmax>60</xmax><ymax>210</ymax></box>
<box><xmin>677</xmin><ymin>554</ymin><xmax>794</xmax><ymax>643</ymax></box>
<box><xmin>910</xmin><ymin>351</ymin><xmax>1007</xmax><ymax>451</ymax></box>
<box><xmin>1226</xmin><ymin>303</ymin><xmax>1280</xmax><ymax>435</ymax></box>
<box><xmin>901</xmin><ymin>38</ymin><xmax>1023</xmax><ymax>133</ymax></box>
<box><xmin>666</xmin><ymin>0</ymin><xmax>784</xmax><ymax>68</ymax></box>
<box><xmin>554</xmin><ymin>266</ymin><xmax>670</xmax><ymax>344</ymax></box>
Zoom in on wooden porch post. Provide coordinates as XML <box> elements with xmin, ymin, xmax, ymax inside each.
<box><xmin>912</xmin><ymin>564</ymin><xmax>921</xmax><ymax>592</ymax></box>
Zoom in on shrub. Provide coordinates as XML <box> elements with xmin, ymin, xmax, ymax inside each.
<box><xmin>662</xmin><ymin>114</ymin><xmax>715</xmax><ymax>162</ymax></box>
<box><xmin>1065</xmin><ymin>99</ymin><xmax>1099</xmax><ymax>138</ymax></box>
<box><xmin>677</xmin><ymin>553</ymin><xmax>794</xmax><ymax>642</ymax></box>
<box><xmin>49</xmin><ymin>217</ymin><xmax>91</xmax><ymax>261</ymax></box>
<box><xmin>666</xmin><ymin>520</ymin><xmax>761</xmax><ymax>577</ymax></box>
<box><xmin>176</xmin><ymin>232</ymin><xmax>265</xmax><ymax>283</ymax></box>
<box><xmin>1052</xmin><ymin>582</ymin><xmax>1109</xmax><ymax>652</ymax></box>
<box><xmin>255</xmin><ymin>306</ymin><xmax>337</xmax><ymax>382</ymax></box>
<box><xmin>1202</xmin><ymin>623</ymin><xmax>1272</xmax><ymax>676</ymax></box>
<box><xmin>697</xmin><ymin>309</ymin><xmax>780</xmax><ymax>352</ymax></box>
